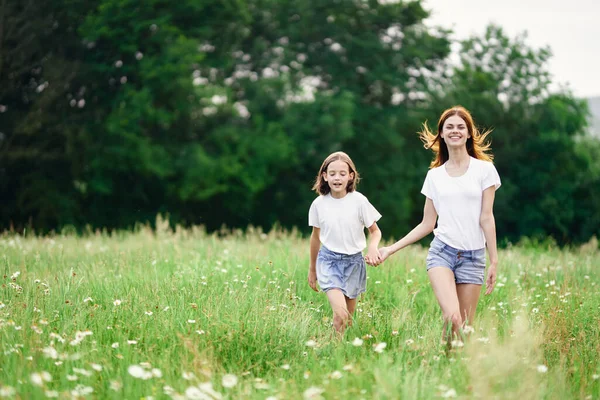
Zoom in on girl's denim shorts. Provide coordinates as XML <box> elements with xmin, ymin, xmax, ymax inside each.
<box><xmin>316</xmin><ymin>246</ymin><xmax>366</xmax><ymax>299</ymax></box>
<box><xmin>426</xmin><ymin>236</ymin><xmax>486</xmax><ymax>285</ymax></box>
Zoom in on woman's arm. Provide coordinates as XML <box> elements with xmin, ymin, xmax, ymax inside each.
<box><xmin>364</xmin><ymin>222</ymin><xmax>382</xmax><ymax>265</ymax></box>
<box><xmin>480</xmin><ymin>186</ymin><xmax>498</xmax><ymax>295</ymax></box>
<box><xmin>308</xmin><ymin>227</ymin><xmax>321</xmax><ymax>292</ymax></box>
<box><xmin>378</xmin><ymin>198</ymin><xmax>438</xmax><ymax>263</ymax></box>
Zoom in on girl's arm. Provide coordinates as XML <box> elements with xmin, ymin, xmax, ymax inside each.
<box><xmin>364</xmin><ymin>222</ymin><xmax>382</xmax><ymax>265</ymax></box>
<box><xmin>377</xmin><ymin>198</ymin><xmax>437</xmax><ymax>263</ymax></box>
<box><xmin>308</xmin><ymin>227</ymin><xmax>320</xmax><ymax>292</ymax></box>
<box><xmin>480</xmin><ymin>186</ymin><xmax>498</xmax><ymax>295</ymax></box>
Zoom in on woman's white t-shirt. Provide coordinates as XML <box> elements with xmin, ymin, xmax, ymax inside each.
<box><xmin>421</xmin><ymin>157</ymin><xmax>501</xmax><ymax>250</ymax></box>
<box><xmin>308</xmin><ymin>191</ymin><xmax>382</xmax><ymax>255</ymax></box>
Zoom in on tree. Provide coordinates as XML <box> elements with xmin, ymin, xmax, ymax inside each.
<box><xmin>0</xmin><ymin>0</ymin><xmax>93</xmax><ymax>229</ymax></box>
<box><xmin>238</xmin><ymin>0</ymin><xmax>451</xmax><ymax>236</ymax></box>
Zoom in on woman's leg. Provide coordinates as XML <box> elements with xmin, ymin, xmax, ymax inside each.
<box><xmin>428</xmin><ymin>267</ymin><xmax>462</xmax><ymax>343</ymax></box>
<box><xmin>456</xmin><ymin>284</ymin><xmax>482</xmax><ymax>327</ymax></box>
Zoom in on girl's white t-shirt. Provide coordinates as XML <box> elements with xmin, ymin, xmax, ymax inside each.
<box><xmin>421</xmin><ymin>157</ymin><xmax>501</xmax><ymax>250</ymax></box>
<box><xmin>308</xmin><ymin>191</ymin><xmax>382</xmax><ymax>255</ymax></box>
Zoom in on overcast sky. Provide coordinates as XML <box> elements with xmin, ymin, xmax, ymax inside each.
<box><xmin>423</xmin><ymin>0</ymin><xmax>600</xmax><ymax>98</ymax></box>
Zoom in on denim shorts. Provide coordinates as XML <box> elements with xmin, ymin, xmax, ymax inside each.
<box><xmin>316</xmin><ymin>246</ymin><xmax>366</xmax><ymax>299</ymax></box>
<box><xmin>426</xmin><ymin>236</ymin><xmax>486</xmax><ymax>285</ymax></box>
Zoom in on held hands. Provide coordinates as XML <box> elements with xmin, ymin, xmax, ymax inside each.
<box><xmin>365</xmin><ymin>247</ymin><xmax>383</xmax><ymax>266</ymax></box>
<box><xmin>366</xmin><ymin>246</ymin><xmax>392</xmax><ymax>267</ymax></box>
<box><xmin>485</xmin><ymin>262</ymin><xmax>497</xmax><ymax>295</ymax></box>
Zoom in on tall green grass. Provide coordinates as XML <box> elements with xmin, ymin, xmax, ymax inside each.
<box><xmin>0</xmin><ymin>225</ymin><xmax>598</xmax><ymax>399</ymax></box>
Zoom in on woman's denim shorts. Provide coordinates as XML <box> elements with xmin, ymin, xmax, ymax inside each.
<box><xmin>426</xmin><ymin>236</ymin><xmax>486</xmax><ymax>285</ymax></box>
<box><xmin>316</xmin><ymin>246</ymin><xmax>366</xmax><ymax>299</ymax></box>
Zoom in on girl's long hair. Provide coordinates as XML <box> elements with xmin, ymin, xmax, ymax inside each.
<box><xmin>312</xmin><ymin>151</ymin><xmax>360</xmax><ymax>195</ymax></box>
<box><xmin>419</xmin><ymin>106</ymin><xmax>494</xmax><ymax>168</ymax></box>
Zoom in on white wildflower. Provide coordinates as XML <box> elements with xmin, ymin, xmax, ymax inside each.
<box><xmin>198</xmin><ymin>382</ymin><xmax>222</xmax><ymax>399</ymax></box>
<box><xmin>463</xmin><ymin>325</ymin><xmax>475</xmax><ymax>334</ymax></box>
<box><xmin>330</xmin><ymin>370</ymin><xmax>343</xmax><ymax>379</ymax></box>
<box><xmin>42</xmin><ymin>346</ymin><xmax>59</xmax><ymax>359</ymax></box>
<box><xmin>0</xmin><ymin>386</ymin><xmax>16</xmax><ymax>397</ymax></box>
<box><xmin>71</xmin><ymin>385</ymin><xmax>93</xmax><ymax>396</ymax></box>
<box><xmin>184</xmin><ymin>387</ymin><xmax>204</xmax><ymax>399</ymax></box>
<box><xmin>182</xmin><ymin>371</ymin><xmax>196</xmax><ymax>381</ymax></box>
<box><xmin>303</xmin><ymin>386</ymin><xmax>324</xmax><ymax>399</ymax></box>
<box><xmin>73</xmin><ymin>368</ymin><xmax>92</xmax><ymax>377</ymax></box>
<box><xmin>537</xmin><ymin>365</ymin><xmax>548</xmax><ymax>373</ymax></box>
<box><xmin>441</xmin><ymin>388</ymin><xmax>457</xmax><ymax>398</ymax></box>
<box><xmin>30</xmin><ymin>371</ymin><xmax>52</xmax><ymax>386</ymax></box>
<box><xmin>128</xmin><ymin>365</ymin><xmax>152</xmax><ymax>380</ymax></box>
<box><xmin>222</xmin><ymin>374</ymin><xmax>238</xmax><ymax>388</ymax></box>
<box><xmin>90</xmin><ymin>363</ymin><xmax>102</xmax><ymax>372</ymax></box>
<box><xmin>373</xmin><ymin>342</ymin><xmax>387</xmax><ymax>353</ymax></box>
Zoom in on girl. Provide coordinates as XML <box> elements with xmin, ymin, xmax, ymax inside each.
<box><xmin>377</xmin><ymin>106</ymin><xmax>501</xmax><ymax>345</ymax></box>
<box><xmin>308</xmin><ymin>151</ymin><xmax>382</xmax><ymax>335</ymax></box>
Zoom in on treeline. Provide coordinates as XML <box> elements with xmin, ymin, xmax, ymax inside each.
<box><xmin>1</xmin><ymin>0</ymin><xmax>599</xmax><ymax>245</ymax></box>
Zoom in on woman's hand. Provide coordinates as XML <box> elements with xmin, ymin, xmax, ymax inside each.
<box><xmin>485</xmin><ymin>262</ymin><xmax>497</xmax><ymax>295</ymax></box>
<box><xmin>378</xmin><ymin>246</ymin><xmax>392</xmax><ymax>264</ymax></box>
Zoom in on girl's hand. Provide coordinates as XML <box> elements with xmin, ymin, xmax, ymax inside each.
<box><xmin>308</xmin><ymin>269</ymin><xmax>318</xmax><ymax>292</ymax></box>
<box><xmin>365</xmin><ymin>247</ymin><xmax>381</xmax><ymax>266</ymax></box>
<box><xmin>485</xmin><ymin>263</ymin><xmax>497</xmax><ymax>295</ymax></box>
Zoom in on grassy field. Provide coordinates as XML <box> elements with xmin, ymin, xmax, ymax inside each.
<box><xmin>1</xmin><ymin>223</ymin><xmax>599</xmax><ymax>399</ymax></box>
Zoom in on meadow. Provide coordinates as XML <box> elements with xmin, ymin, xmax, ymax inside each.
<box><xmin>1</xmin><ymin>222</ymin><xmax>599</xmax><ymax>399</ymax></box>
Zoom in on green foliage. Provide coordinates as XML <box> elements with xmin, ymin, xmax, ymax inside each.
<box><xmin>0</xmin><ymin>3</ymin><xmax>597</xmax><ymax>245</ymax></box>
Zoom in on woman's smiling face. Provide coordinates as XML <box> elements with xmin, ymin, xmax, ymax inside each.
<box><xmin>441</xmin><ymin>115</ymin><xmax>470</xmax><ymax>148</ymax></box>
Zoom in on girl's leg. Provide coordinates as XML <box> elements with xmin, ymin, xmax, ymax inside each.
<box><xmin>456</xmin><ymin>284</ymin><xmax>482</xmax><ymax>327</ymax></box>
<box><xmin>345</xmin><ymin>296</ymin><xmax>357</xmax><ymax>328</ymax></box>
<box><xmin>427</xmin><ymin>267</ymin><xmax>462</xmax><ymax>343</ymax></box>
<box><xmin>326</xmin><ymin>289</ymin><xmax>351</xmax><ymax>335</ymax></box>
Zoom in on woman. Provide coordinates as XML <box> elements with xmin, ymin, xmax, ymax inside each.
<box><xmin>377</xmin><ymin>106</ymin><xmax>501</xmax><ymax>345</ymax></box>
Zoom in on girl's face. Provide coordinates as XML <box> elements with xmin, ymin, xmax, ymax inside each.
<box><xmin>441</xmin><ymin>115</ymin><xmax>470</xmax><ymax>148</ymax></box>
<box><xmin>323</xmin><ymin>160</ymin><xmax>353</xmax><ymax>198</ymax></box>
